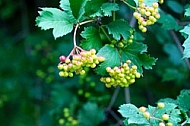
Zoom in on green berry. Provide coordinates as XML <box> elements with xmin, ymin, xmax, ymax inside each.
<box><xmin>80</xmin><ymin>70</ymin><xmax>86</xmax><ymax>75</ymax></box>
<box><xmin>152</xmin><ymin>2</ymin><xmax>159</xmax><ymax>8</ymax></box>
<box><xmin>59</xmin><ymin>119</ymin><xmax>65</xmax><ymax>124</ymax></box>
<box><xmin>162</xmin><ymin>114</ymin><xmax>169</xmax><ymax>121</ymax></box>
<box><xmin>143</xmin><ymin>111</ymin><xmax>150</xmax><ymax>119</ymax></box>
<box><xmin>139</xmin><ymin>106</ymin><xmax>146</xmax><ymax>112</ymax></box>
<box><xmin>166</xmin><ymin>122</ymin><xmax>173</xmax><ymax>126</ymax></box>
<box><xmin>159</xmin><ymin>122</ymin><xmax>165</xmax><ymax>126</ymax></box>
<box><xmin>157</xmin><ymin>102</ymin><xmax>165</xmax><ymax>108</ymax></box>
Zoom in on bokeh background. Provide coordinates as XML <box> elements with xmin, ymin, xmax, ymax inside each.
<box><xmin>0</xmin><ymin>0</ymin><xmax>190</xmax><ymax>126</ymax></box>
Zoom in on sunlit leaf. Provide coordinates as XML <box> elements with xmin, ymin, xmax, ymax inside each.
<box><xmin>36</xmin><ymin>8</ymin><xmax>74</xmax><ymax>39</ymax></box>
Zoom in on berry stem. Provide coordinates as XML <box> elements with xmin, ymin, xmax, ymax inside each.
<box><xmin>120</xmin><ymin>0</ymin><xmax>136</xmax><ymax>10</ymax></box>
<box><xmin>73</xmin><ymin>20</ymin><xmax>95</xmax><ymax>47</ymax></box>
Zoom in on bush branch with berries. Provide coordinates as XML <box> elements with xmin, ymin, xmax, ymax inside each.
<box><xmin>36</xmin><ymin>0</ymin><xmax>190</xmax><ymax>125</ymax></box>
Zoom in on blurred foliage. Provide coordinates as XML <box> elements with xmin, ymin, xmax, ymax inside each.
<box><xmin>0</xmin><ymin>0</ymin><xmax>190</xmax><ymax>126</ymax></box>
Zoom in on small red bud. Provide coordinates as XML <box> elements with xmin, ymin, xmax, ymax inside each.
<box><xmin>59</xmin><ymin>55</ymin><xmax>66</xmax><ymax>62</ymax></box>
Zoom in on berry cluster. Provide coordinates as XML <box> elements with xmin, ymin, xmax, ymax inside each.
<box><xmin>100</xmin><ymin>60</ymin><xmax>141</xmax><ymax>88</ymax></box>
<box><xmin>139</xmin><ymin>102</ymin><xmax>173</xmax><ymax>126</ymax></box>
<box><xmin>58</xmin><ymin>48</ymin><xmax>105</xmax><ymax>77</ymax></box>
<box><xmin>111</xmin><ymin>30</ymin><xmax>135</xmax><ymax>48</ymax></box>
<box><xmin>58</xmin><ymin>108</ymin><xmax>79</xmax><ymax>126</ymax></box>
<box><xmin>133</xmin><ymin>0</ymin><xmax>161</xmax><ymax>32</ymax></box>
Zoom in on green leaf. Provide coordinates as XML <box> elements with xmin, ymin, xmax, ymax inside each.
<box><xmin>78</xmin><ymin>102</ymin><xmax>104</xmax><ymax>126</ymax></box>
<box><xmin>157</xmin><ymin>13</ymin><xmax>180</xmax><ymax>30</ymax></box>
<box><xmin>138</xmin><ymin>54</ymin><xmax>157</xmax><ymax>70</ymax></box>
<box><xmin>84</xmin><ymin>0</ymin><xmax>107</xmax><ymax>17</ymax></box>
<box><xmin>80</xmin><ymin>26</ymin><xmax>102</xmax><ymax>50</ymax></box>
<box><xmin>118</xmin><ymin>104</ymin><xmax>139</xmax><ymax>118</ymax></box>
<box><xmin>180</xmin><ymin>24</ymin><xmax>190</xmax><ymax>58</ymax></box>
<box><xmin>69</xmin><ymin>0</ymin><xmax>86</xmax><ymax>21</ymax></box>
<box><xmin>59</xmin><ymin>0</ymin><xmax>70</xmax><ymax>11</ymax></box>
<box><xmin>106</xmin><ymin>19</ymin><xmax>131</xmax><ymax>40</ymax></box>
<box><xmin>101</xmin><ymin>3</ymin><xmax>119</xmax><ymax>17</ymax></box>
<box><xmin>118</xmin><ymin>104</ymin><xmax>149</xmax><ymax>125</ymax></box>
<box><xmin>177</xmin><ymin>90</ymin><xmax>190</xmax><ymax>112</ymax></box>
<box><xmin>95</xmin><ymin>45</ymin><xmax>120</xmax><ymax>76</ymax></box>
<box><xmin>133</xmin><ymin>0</ymin><xmax>157</xmax><ymax>6</ymax></box>
<box><xmin>121</xmin><ymin>42</ymin><xmax>156</xmax><ymax>74</ymax></box>
<box><xmin>185</xmin><ymin>4</ymin><xmax>190</xmax><ymax>17</ymax></box>
<box><xmin>166</xmin><ymin>0</ymin><xmax>183</xmax><ymax>14</ymax></box>
<box><xmin>36</xmin><ymin>8</ymin><xmax>74</xmax><ymax>39</ymax></box>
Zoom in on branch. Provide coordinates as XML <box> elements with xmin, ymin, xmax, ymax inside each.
<box><xmin>169</xmin><ymin>30</ymin><xmax>190</xmax><ymax>70</ymax></box>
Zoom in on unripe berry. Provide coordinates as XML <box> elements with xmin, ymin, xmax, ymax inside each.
<box><xmin>139</xmin><ymin>106</ymin><xmax>146</xmax><ymax>112</ymax></box>
<box><xmin>59</xmin><ymin>55</ymin><xmax>66</xmax><ymax>62</ymax></box>
<box><xmin>80</xmin><ymin>70</ymin><xmax>86</xmax><ymax>75</ymax></box>
<box><xmin>166</xmin><ymin>122</ymin><xmax>173</xmax><ymax>126</ymax></box>
<box><xmin>58</xmin><ymin>65</ymin><xmax>64</xmax><ymax>70</ymax></box>
<box><xmin>106</xmin><ymin>67</ymin><xmax>112</xmax><ymax>72</ymax></box>
<box><xmin>145</xmin><ymin>11</ymin><xmax>151</xmax><ymax>16</ymax></box>
<box><xmin>106</xmin><ymin>83</ymin><xmax>111</xmax><ymax>88</ymax></box>
<box><xmin>65</xmin><ymin>58</ymin><xmax>71</xmax><ymax>63</ymax></box>
<box><xmin>157</xmin><ymin>102</ymin><xmax>165</xmax><ymax>108</ymax></box>
<box><xmin>159</xmin><ymin>0</ymin><xmax>164</xmax><ymax>4</ymax></box>
<box><xmin>152</xmin><ymin>2</ymin><xmax>159</xmax><ymax>8</ymax></box>
<box><xmin>141</xmin><ymin>27</ymin><xmax>147</xmax><ymax>32</ymax></box>
<box><xmin>162</xmin><ymin>114</ymin><xmax>169</xmax><ymax>121</ymax></box>
<box><xmin>59</xmin><ymin>119</ymin><xmax>65</xmax><ymax>124</ymax></box>
<box><xmin>59</xmin><ymin>71</ymin><xmax>64</xmax><ymax>77</ymax></box>
<box><xmin>78</xmin><ymin>89</ymin><xmax>83</xmax><ymax>95</ymax></box>
<box><xmin>90</xmin><ymin>49</ymin><xmax>96</xmax><ymax>55</ymax></box>
<box><xmin>155</xmin><ymin>14</ymin><xmax>161</xmax><ymax>19</ymax></box>
<box><xmin>126</xmin><ymin>60</ymin><xmax>131</xmax><ymax>64</ymax></box>
<box><xmin>135</xmin><ymin>72</ymin><xmax>141</xmax><ymax>78</ymax></box>
<box><xmin>138</xmin><ymin>0</ymin><xmax>144</xmax><ymax>3</ymax></box>
<box><xmin>139</xmin><ymin>8</ymin><xmax>146</xmax><ymax>15</ymax></box>
<box><xmin>118</xmin><ymin>42</ymin><xmax>124</xmax><ymax>47</ymax></box>
<box><xmin>128</xmin><ymin>39</ymin><xmax>133</xmax><ymax>44</ymax></box>
<box><xmin>133</xmin><ymin>12</ymin><xmax>141</xmax><ymax>19</ymax></box>
<box><xmin>143</xmin><ymin>111</ymin><xmax>150</xmax><ymax>119</ymax></box>
<box><xmin>139</xmin><ymin>3</ymin><xmax>145</xmax><ymax>8</ymax></box>
<box><xmin>84</xmin><ymin>92</ymin><xmax>91</xmax><ymax>98</ymax></box>
<box><xmin>159</xmin><ymin>122</ymin><xmax>165</xmax><ymax>126</ymax></box>
<box><xmin>68</xmin><ymin>72</ymin><xmax>73</xmax><ymax>77</ymax></box>
<box><xmin>98</xmin><ymin>56</ymin><xmax>105</xmax><ymax>62</ymax></box>
<box><xmin>106</xmin><ymin>77</ymin><xmax>111</xmax><ymax>83</ymax></box>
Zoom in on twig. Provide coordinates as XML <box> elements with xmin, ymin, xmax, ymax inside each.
<box><xmin>107</xmin><ymin>86</ymin><xmax>121</xmax><ymax>110</ymax></box>
<box><xmin>169</xmin><ymin>30</ymin><xmax>190</xmax><ymax>70</ymax></box>
<box><xmin>73</xmin><ymin>20</ymin><xmax>94</xmax><ymax>47</ymax></box>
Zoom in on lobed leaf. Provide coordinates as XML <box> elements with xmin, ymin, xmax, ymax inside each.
<box><xmin>101</xmin><ymin>3</ymin><xmax>119</xmax><ymax>17</ymax></box>
<box><xmin>36</xmin><ymin>8</ymin><xmax>74</xmax><ymax>39</ymax></box>
<box><xmin>121</xmin><ymin>42</ymin><xmax>156</xmax><ymax>74</ymax></box>
<box><xmin>80</xmin><ymin>26</ymin><xmax>102</xmax><ymax>51</ymax></box>
<box><xmin>118</xmin><ymin>104</ymin><xmax>149</xmax><ymax>125</ymax></box>
<box><xmin>95</xmin><ymin>45</ymin><xmax>120</xmax><ymax>76</ymax></box>
<box><xmin>106</xmin><ymin>19</ymin><xmax>131</xmax><ymax>40</ymax></box>
<box><xmin>84</xmin><ymin>0</ymin><xmax>107</xmax><ymax>17</ymax></box>
<box><xmin>177</xmin><ymin>90</ymin><xmax>190</xmax><ymax>112</ymax></box>
<box><xmin>69</xmin><ymin>0</ymin><xmax>86</xmax><ymax>21</ymax></box>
